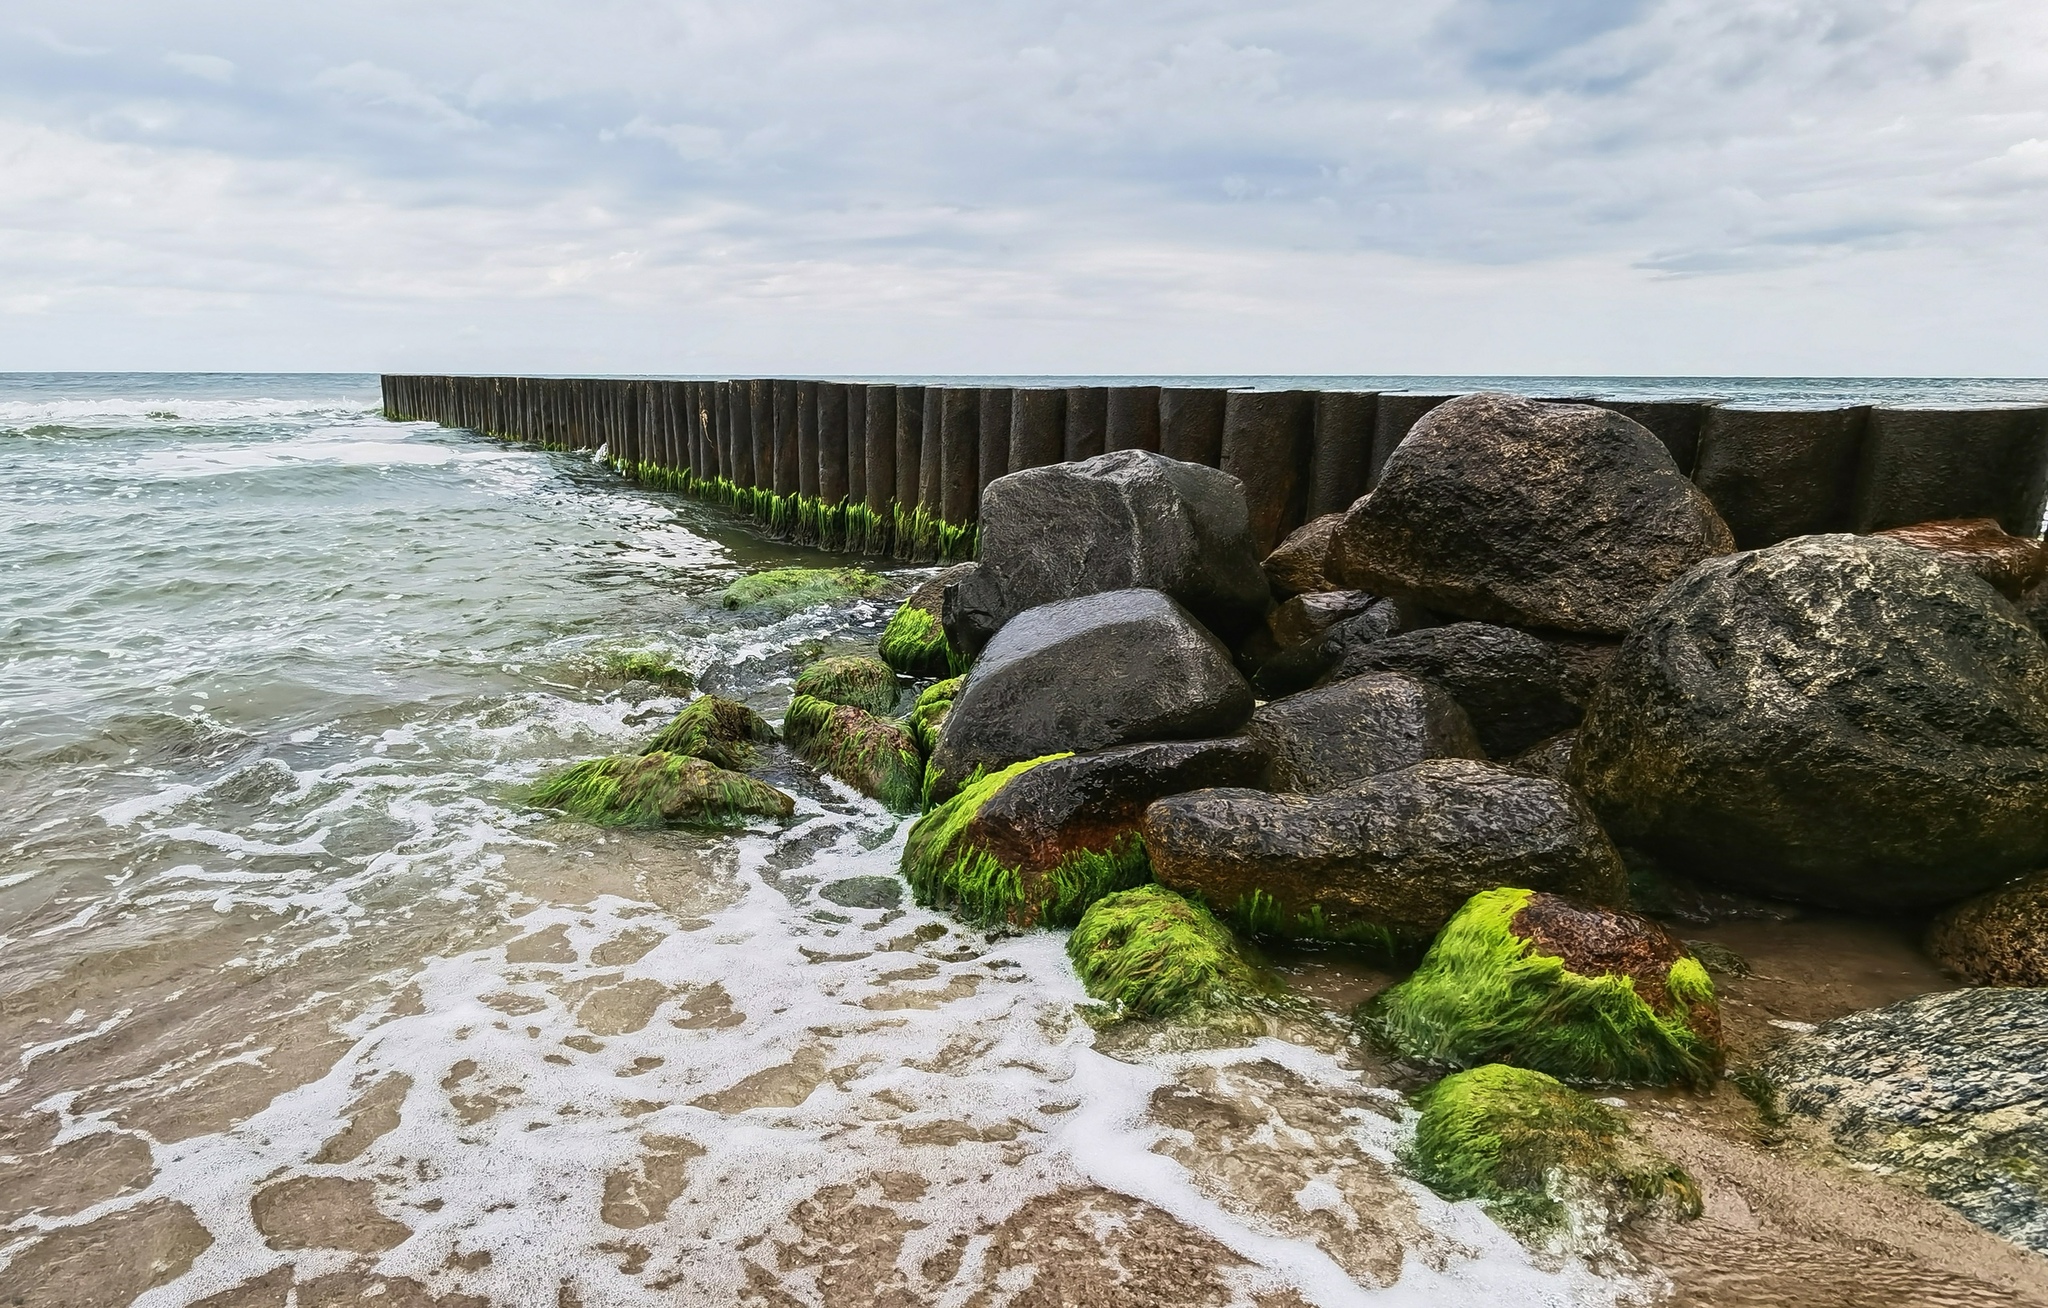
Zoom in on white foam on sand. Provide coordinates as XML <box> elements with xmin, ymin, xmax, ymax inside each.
<box><xmin>81</xmin><ymin>802</ymin><xmax>1638</xmax><ymax>1308</ymax></box>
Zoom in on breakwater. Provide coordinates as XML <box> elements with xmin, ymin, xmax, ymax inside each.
<box><xmin>383</xmin><ymin>375</ymin><xmax>2048</xmax><ymax>555</ymax></box>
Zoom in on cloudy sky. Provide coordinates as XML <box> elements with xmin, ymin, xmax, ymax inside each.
<box><xmin>4</xmin><ymin>0</ymin><xmax>2046</xmax><ymax>375</ymax></box>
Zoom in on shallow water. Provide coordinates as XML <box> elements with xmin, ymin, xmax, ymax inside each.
<box><xmin>1</xmin><ymin>374</ymin><xmax>1647</xmax><ymax>1307</ymax></box>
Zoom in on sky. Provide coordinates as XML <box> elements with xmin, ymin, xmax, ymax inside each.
<box><xmin>3</xmin><ymin>0</ymin><xmax>2047</xmax><ymax>376</ymax></box>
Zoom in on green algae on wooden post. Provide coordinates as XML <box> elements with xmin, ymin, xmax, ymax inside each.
<box><xmin>529</xmin><ymin>752</ymin><xmax>794</xmax><ymax>827</ymax></box>
<box><xmin>1369</xmin><ymin>888</ymin><xmax>1723</xmax><ymax>1089</ymax></box>
<box><xmin>644</xmin><ymin>695</ymin><xmax>775</xmax><ymax>771</ymax></box>
<box><xmin>1067</xmin><ymin>885</ymin><xmax>1266</xmax><ymax>1019</ymax></box>
<box><xmin>719</xmin><ymin>567</ymin><xmax>886</xmax><ymax>614</ymax></box>
<box><xmin>1408</xmin><ymin>1063</ymin><xmax>1701</xmax><ymax>1238</ymax></box>
<box><xmin>901</xmin><ymin>754</ymin><xmax>1152</xmax><ymax>928</ymax></box>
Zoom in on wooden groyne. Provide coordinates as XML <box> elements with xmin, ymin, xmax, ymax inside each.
<box><xmin>381</xmin><ymin>376</ymin><xmax>2048</xmax><ymax>558</ymax></box>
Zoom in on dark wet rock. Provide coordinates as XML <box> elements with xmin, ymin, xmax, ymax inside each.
<box><xmin>1507</xmin><ymin>732</ymin><xmax>1576</xmax><ymax>783</ymax></box>
<box><xmin>791</xmin><ymin>655</ymin><xmax>901</xmax><ymax>719</ymax></box>
<box><xmin>1332</xmin><ymin>392</ymin><xmax>1734</xmax><ymax>636</ymax></box>
<box><xmin>1248</xmin><ymin>673</ymin><xmax>1482</xmax><ymax>794</ymax></box>
<box><xmin>786</xmin><ymin>699</ymin><xmax>923</xmax><ymax>812</ymax></box>
<box><xmin>1324</xmin><ymin>621</ymin><xmax>1591</xmax><ymax>758</ymax></box>
<box><xmin>530</xmin><ymin>752</ymin><xmax>795</xmax><ymax>827</ymax></box>
<box><xmin>1263</xmin><ymin>512</ymin><xmax>1345</xmax><ymax>598</ymax></box>
<box><xmin>1574</xmin><ymin>534</ymin><xmax>2048</xmax><ymax>910</ymax></box>
<box><xmin>1371</xmin><ymin>889</ymin><xmax>1725</xmax><ymax>1088</ymax></box>
<box><xmin>1757</xmin><ymin>987</ymin><xmax>2048</xmax><ymax>1252</ymax></box>
<box><xmin>1873</xmin><ymin>517</ymin><xmax>2048</xmax><ymax>600</ymax></box>
<box><xmin>1929</xmin><ymin>870</ymin><xmax>2048</xmax><ymax>986</ymax></box>
<box><xmin>941</xmin><ymin>450</ymin><xmax>1270</xmax><ymax>658</ymax></box>
<box><xmin>881</xmin><ymin>563</ymin><xmax>975</xmax><ymax>676</ymax></box>
<box><xmin>644</xmin><ymin>695</ymin><xmax>775</xmax><ymax>771</ymax></box>
<box><xmin>1318</xmin><ymin>598</ymin><xmax>1431</xmax><ymax>660</ymax></box>
<box><xmin>928</xmin><ymin>589</ymin><xmax>1254</xmax><ymax>804</ymax></box>
<box><xmin>820</xmin><ymin>876</ymin><xmax>904</xmax><ymax>910</ymax></box>
<box><xmin>1249</xmin><ymin>590</ymin><xmax>1386</xmax><ymax>698</ymax></box>
<box><xmin>1143</xmin><ymin>758</ymin><xmax>1628</xmax><ymax>950</ymax></box>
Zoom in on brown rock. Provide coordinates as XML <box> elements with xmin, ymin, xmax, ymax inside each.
<box><xmin>1928</xmin><ymin>869</ymin><xmax>2048</xmax><ymax>985</ymax></box>
<box><xmin>1263</xmin><ymin>512</ymin><xmax>1345</xmax><ymax>597</ymax></box>
<box><xmin>1249</xmin><ymin>674</ymin><xmax>1483</xmax><ymax>794</ymax></box>
<box><xmin>1874</xmin><ymin>517</ymin><xmax>2048</xmax><ymax>600</ymax></box>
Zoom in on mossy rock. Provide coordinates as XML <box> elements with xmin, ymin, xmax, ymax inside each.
<box><xmin>719</xmin><ymin>567</ymin><xmax>887</xmax><ymax>614</ymax></box>
<box><xmin>903</xmin><ymin>755</ymin><xmax>1150</xmax><ymax>928</ymax></box>
<box><xmin>530</xmin><ymin>752</ymin><xmax>794</xmax><ymax>827</ymax></box>
<box><xmin>595</xmin><ymin>646</ymin><xmax>694</xmax><ymax>690</ymax></box>
<box><xmin>1068</xmin><ymin>885</ymin><xmax>1269</xmax><ymax>1019</ymax></box>
<box><xmin>788</xmin><ymin>698</ymin><xmax>923</xmax><ymax>812</ymax></box>
<box><xmin>908</xmin><ymin>676</ymin><xmax>963</xmax><ymax>756</ymax></box>
<box><xmin>792</xmin><ymin>655</ymin><xmax>900</xmax><ymax>720</ymax></box>
<box><xmin>644</xmin><ymin>695</ymin><xmax>775</xmax><ymax>770</ymax></box>
<box><xmin>1368</xmin><ymin>888</ymin><xmax>1725</xmax><ymax>1089</ymax></box>
<box><xmin>881</xmin><ymin>605</ymin><xmax>966</xmax><ymax>679</ymax></box>
<box><xmin>1409</xmin><ymin>1063</ymin><xmax>1702</xmax><ymax>1238</ymax></box>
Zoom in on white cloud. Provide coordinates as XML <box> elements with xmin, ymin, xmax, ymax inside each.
<box><xmin>163</xmin><ymin>51</ymin><xmax>232</xmax><ymax>84</ymax></box>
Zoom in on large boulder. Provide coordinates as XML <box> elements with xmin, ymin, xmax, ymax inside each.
<box><xmin>1928</xmin><ymin>870</ymin><xmax>2048</xmax><ymax>986</ymax></box>
<box><xmin>1143</xmin><ymin>758</ymin><xmax>1628</xmax><ymax>950</ymax></box>
<box><xmin>1248</xmin><ymin>674</ymin><xmax>1482</xmax><ymax>794</ymax></box>
<box><xmin>1756</xmin><ymin>987</ymin><xmax>2048</xmax><ymax>1252</ymax></box>
<box><xmin>1323</xmin><ymin>622</ymin><xmax>1594</xmax><ymax>758</ymax></box>
<box><xmin>927</xmin><ymin>589</ymin><xmax>1255</xmax><ymax>802</ymax></box>
<box><xmin>1331</xmin><ymin>392</ymin><xmax>1734</xmax><ymax>635</ymax></box>
<box><xmin>1574</xmin><ymin>535</ymin><xmax>2048</xmax><ymax>910</ymax></box>
<box><xmin>786</xmin><ymin>699</ymin><xmax>924</xmax><ymax>812</ymax></box>
<box><xmin>941</xmin><ymin>450</ymin><xmax>1270</xmax><ymax>657</ymax></box>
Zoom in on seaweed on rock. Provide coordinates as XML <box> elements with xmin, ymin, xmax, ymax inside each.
<box><xmin>719</xmin><ymin>567</ymin><xmax>886</xmax><ymax>614</ymax></box>
<box><xmin>529</xmin><ymin>752</ymin><xmax>794</xmax><ymax>827</ymax></box>
<box><xmin>1368</xmin><ymin>887</ymin><xmax>1723</xmax><ymax>1089</ymax></box>
<box><xmin>880</xmin><ymin>605</ymin><xmax>964</xmax><ymax>678</ymax></box>
<box><xmin>1408</xmin><ymin>1063</ymin><xmax>1701</xmax><ymax>1239</ymax></box>
<box><xmin>792</xmin><ymin>701</ymin><xmax>924</xmax><ymax>812</ymax></box>
<box><xmin>792</xmin><ymin>655</ymin><xmax>900</xmax><ymax>716</ymax></box>
<box><xmin>596</xmin><ymin>646</ymin><xmax>694</xmax><ymax>690</ymax></box>
<box><xmin>907</xmin><ymin>676</ymin><xmax>963</xmax><ymax>756</ymax></box>
<box><xmin>644</xmin><ymin>695</ymin><xmax>775</xmax><ymax>770</ymax></box>
<box><xmin>1067</xmin><ymin>885</ymin><xmax>1267</xmax><ymax>1019</ymax></box>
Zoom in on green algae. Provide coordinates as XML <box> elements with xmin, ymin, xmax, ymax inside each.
<box><xmin>595</xmin><ymin>646</ymin><xmax>694</xmax><ymax>690</ymax></box>
<box><xmin>901</xmin><ymin>754</ymin><xmax>1152</xmax><ymax>928</ymax></box>
<box><xmin>644</xmin><ymin>695</ymin><xmax>775</xmax><ymax>770</ymax></box>
<box><xmin>1369</xmin><ymin>888</ymin><xmax>1723</xmax><ymax>1089</ymax></box>
<box><xmin>529</xmin><ymin>751</ymin><xmax>794</xmax><ymax>827</ymax></box>
<box><xmin>783</xmin><ymin>693</ymin><xmax>838</xmax><ymax>752</ymax></box>
<box><xmin>792</xmin><ymin>655</ymin><xmax>900</xmax><ymax>716</ymax></box>
<box><xmin>790</xmin><ymin>701</ymin><xmax>924</xmax><ymax>812</ymax></box>
<box><xmin>1229</xmin><ymin>888</ymin><xmax>1403</xmax><ymax>962</ymax></box>
<box><xmin>720</xmin><ymin>567</ymin><xmax>887</xmax><ymax>614</ymax></box>
<box><xmin>1408</xmin><ymin>1063</ymin><xmax>1702</xmax><ymax>1238</ymax></box>
<box><xmin>890</xmin><ymin>503</ymin><xmax>978</xmax><ymax>563</ymax></box>
<box><xmin>1068</xmin><ymin>885</ymin><xmax>1267</xmax><ymax>1019</ymax></box>
<box><xmin>880</xmin><ymin>605</ymin><xmax>963</xmax><ymax>679</ymax></box>
<box><xmin>908</xmin><ymin>675</ymin><xmax>963</xmax><ymax>755</ymax></box>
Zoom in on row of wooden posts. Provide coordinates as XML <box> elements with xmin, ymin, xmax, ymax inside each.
<box><xmin>381</xmin><ymin>375</ymin><xmax>2048</xmax><ymax>559</ymax></box>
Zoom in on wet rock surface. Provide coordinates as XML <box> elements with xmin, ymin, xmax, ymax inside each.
<box><xmin>1759</xmin><ymin>986</ymin><xmax>2048</xmax><ymax>1253</ymax></box>
<box><xmin>928</xmin><ymin>588</ymin><xmax>1254</xmax><ymax>801</ymax></box>
<box><xmin>1248</xmin><ymin>672</ymin><xmax>1483</xmax><ymax>794</ymax></box>
<box><xmin>1928</xmin><ymin>869</ymin><xmax>2048</xmax><ymax>985</ymax></box>
<box><xmin>1575</xmin><ymin>534</ymin><xmax>2048</xmax><ymax>909</ymax></box>
<box><xmin>1322</xmin><ymin>620</ymin><xmax>1593</xmax><ymax>758</ymax></box>
<box><xmin>942</xmin><ymin>449</ymin><xmax>1270</xmax><ymax>656</ymax></box>
<box><xmin>1874</xmin><ymin>516</ymin><xmax>2048</xmax><ymax>600</ymax></box>
<box><xmin>1144</xmin><ymin>758</ymin><xmax>1628</xmax><ymax>947</ymax></box>
<box><xmin>1333</xmin><ymin>392</ymin><xmax>1735</xmax><ymax>635</ymax></box>
<box><xmin>1261</xmin><ymin>511</ymin><xmax>1345</xmax><ymax>597</ymax></box>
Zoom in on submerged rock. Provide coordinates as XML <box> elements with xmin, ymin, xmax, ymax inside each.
<box><xmin>720</xmin><ymin>567</ymin><xmax>887</xmax><ymax>614</ymax></box>
<box><xmin>880</xmin><ymin>564</ymin><xmax>973</xmax><ymax>677</ymax></box>
<box><xmin>1756</xmin><ymin>987</ymin><xmax>2048</xmax><ymax>1252</ymax></box>
<box><xmin>1323</xmin><ymin>622</ymin><xmax>1592</xmax><ymax>759</ymax></box>
<box><xmin>942</xmin><ymin>450</ymin><xmax>1271</xmax><ymax>657</ymax></box>
<box><xmin>1333</xmin><ymin>392</ymin><xmax>1734</xmax><ymax>635</ymax></box>
<box><xmin>785</xmin><ymin>698</ymin><xmax>923</xmax><ymax>812</ymax></box>
<box><xmin>1928</xmin><ymin>870</ymin><xmax>2048</xmax><ymax>986</ymax></box>
<box><xmin>1873</xmin><ymin>517</ymin><xmax>2048</xmax><ymax>600</ymax></box>
<box><xmin>1068</xmin><ymin>886</ymin><xmax>1269</xmax><ymax>1019</ymax></box>
<box><xmin>1574</xmin><ymin>534</ymin><xmax>2048</xmax><ymax>910</ymax></box>
<box><xmin>644</xmin><ymin>695</ymin><xmax>775</xmax><ymax>771</ymax></box>
<box><xmin>595</xmin><ymin>646</ymin><xmax>695</xmax><ymax>691</ymax></box>
<box><xmin>1262</xmin><ymin>512</ymin><xmax>1345</xmax><ymax>598</ymax></box>
<box><xmin>1369</xmin><ymin>889</ymin><xmax>1724</xmax><ymax>1089</ymax></box>
<box><xmin>1248</xmin><ymin>673</ymin><xmax>1482</xmax><ymax>794</ymax></box>
<box><xmin>1408</xmin><ymin>1064</ymin><xmax>1701</xmax><ymax>1240</ymax></box>
<box><xmin>790</xmin><ymin>655</ymin><xmax>900</xmax><ymax>723</ymax></box>
<box><xmin>530</xmin><ymin>752</ymin><xmax>795</xmax><ymax>826</ymax></box>
<box><xmin>1143</xmin><ymin>759</ymin><xmax>1628</xmax><ymax>951</ymax></box>
<box><xmin>927</xmin><ymin>589</ymin><xmax>1254</xmax><ymax>804</ymax></box>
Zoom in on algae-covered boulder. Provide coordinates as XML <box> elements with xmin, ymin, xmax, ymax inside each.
<box><xmin>1333</xmin><ymin>392</ymin><xmax>1734</xmax><ymax>635</ymax></box>
<box><xmin>644</xmin><ymin>695</ymin><xmax>775</xmax><ymax>770</ymax></box>
<box><xmin>1370</xmin><ymin>888</ymin><xmax>1724</xmax><ymax>1088</ymax></box>
<box><xmin>790</xmin><ymin>655</ymin><xmax>900</xmax><ymax>723</ymax></box>
<box><xmin>1323</xmin><ymin>622</ymin><xmax>1594</xmax><ymax>759</ymax></box>
<box><xmin>720</xmin><ymin>567</ymin><xmax>887</xmax><ymax>614</ymax></box>
<box><xmin>1068</xmin><ymin>886</ymin><xmax>1268</xmax><ymax>1019</ymax></box>
<box><xmin>1928</xmin><ymin>870</ymin><xmax>2048</xmax><ymax>986</ymax></box>
<box><xmin>1409</xmin><ymin>1064</ymin><xmax>1701</xmax><ymax>1238</ymax></box>
<box><xmin>1755</xmin><ymin>987</ymin><xmax>2048</xmax><ymax>1251</ymax></box>
<box><xmin>942</xmin><ymin>450</ymin><xmax>1271</xmax><ymax>657</ymax></box>
<box><xmin>1262</xmin><ymin>512</ymin><xmax>1345</xmax><ymax>598</ymax></box>
<box><xmin>785</xmin><ymin>696</ymin><xmax>923</xmax><ymax>812</ymax></box>
<box><xmin>1144</xmin><ymin>759</ymin><xmax>1627</xmax><ymax>952</ymax></box>
<box><xmin>1874</xmin><ymin>517</ymin><xmax>2048</xmax><ymax>600</ymax></box>
<box><xmin>1574</xmin><ymin>534</ymin><xmax>2048</xmax><ymax>910</ymax></box>
<box><xmin>880</xmin><ymin>564</ymin><xmax>973</xmax><ymax>677</ymax></box>
<box><xmin>595</xmin><ymin>645</ymin><xmax>694</xmax><ymax>690</ymax></box>
<box><xmin>907</xmin><ymin>676</ymin><xmax>963</xmax><ymax>756</ymax></box>
<box><xmin>927</xmin><ymin>589</ymin><xmax>1254</xmax><ymax>804</ymax></box>
<box><xmin>530</xmin><ymin>752</ymin><xmax>795</xmax><ymax>827</ymax></box>
<box><xmin>1248</xmin><ymin>673</ymin><xmax>1482</xmax><ymax>794</ymax></box>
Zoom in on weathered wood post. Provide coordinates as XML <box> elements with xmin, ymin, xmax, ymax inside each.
<box><xmin>1159</xmin><ymin>388</ymin><xmax>1226</xmax><ymax>466</ymax></box>
<box><xmin>1063</xmin><ymin>386</ymin><xmax>1108</xmax><ymax>461</ymax></box>
<box><xmin>1852</xmin><ymin>407</ymin><xmax>2048</xmax><ymax>536</ymax></box>
<box><xmin>1308</xmin><ymin>391</ymin><xmax>1377</xmax><ymax>518</ymax></box>
<box><xmin>1009</xmin><ymin>388</ymin><xmax>1065</xmax><ymax>472</ymax></box>
<box><xmin>773</xmin><ymin>379</ymin><xmax>802</xmax><ymax>505</ymax></box>
<box><xmin>843</xmin><ymin>384</ymin><xmax>867</xmax><ymax>516</ymax></box>
<box><xmin>1692</xmin><ymin>406</ymin><xmax>1869</xmax><ymax>548</ymax></box>
<box><xmin>1222</xmin><ymin>389</ymin><xmax>1317</xmax><ymax>555</ymax></box>
<box><xmin>894</xmin><ymin>385</ymin><xmax>925</xmax><ymax>552</ymax></box>
<box><xmin>1105</xmin><ymin>385</ymin><xmax>1162</xmax><ymax>453</ymax></box>
<box><xmin>939</xmin><ymin>386</ymin><xmax>980</xmax><ymax>534</ymax></box>
<box><xmin>978</xmin><ymin>388</ymin><xmax>1012</xmax><ymax>498</ymax></box>
<box><xmin>865</xmin><ymin>385</ymin><xmax>899</xmax><ymax>552</ymax></box>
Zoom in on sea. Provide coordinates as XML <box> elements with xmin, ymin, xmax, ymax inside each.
<box><xmin>4</xmin><ymin>372</ymin><xmax>2043</xmax><ymax>1307</ymax></box>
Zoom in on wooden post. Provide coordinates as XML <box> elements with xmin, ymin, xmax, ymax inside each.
<box><xmin>1105</xmin><ymin>385</ymin><xmax>1162</xmax><ymax>453</ymax></box>
<box><xmin>796</xmin><ymin>380</ymin><xmax>820</xmax><ymax>502</ymax></box>
<box><xmin>1009</xmin><ymin>388</ymin><xmax>1065</xmax><ymax>473</ymax></box>
<box><xmin>818</xmin><ymin>382</ymin><xmax>848</xmax><ymax>506</ymax></box>
<box><xmin>939</xmin><ymin>385</ymin><xmax>980</xmax><ymax>526</ymax></box>
<box><xmin>1159</xmin><ymin>388</ymin><xmax>1226</xmax><ymax>466</ymax></box>
<box><xmin>1369</xmin><ymin>394</ymin><xmax>1453</xmax><ymax>488</ymax></box>
<box><xmin>1693</xmin><ymin>407</ymin><xmax>1869</xmax><ymax>548</ymax></box>
<box><xmin>1852</xmin><ymin>406</ymin><xmax>2048</xmax><ymax>537</ymax></box>
<box><xmin>978</xmin><ymin>388</ymin><xmax>1012</xmax><ymax>498</ymax></box>
<box><xmin>773</xmin><ymin>379</ymin><xmax>801</xmax><ymax>500</ymax></box>
<box><xmin>1222</xmin><ymin>389</ymin><xmax>1317</xmax><ymax>556</ymax></box>
<box><xmin>1063</xmin><ymin>386</ymin><xmax>1108</xmax><ymax>461</ymax></box>
<box><xmin>866</xmin><ymin>385</ymin><xmax>896</xmax><ymax>515</ymax></box>
<box><xmin>843</xmin><ymin>384</ymin><xmax>867</xmax><ymax>510</ymax></box>
<box><xmin>1308</xmin><ymin>391</ymin><xmax>1377</xmax><ymax>518</ymax></box>
<box><xmin>894</xmin><ymin>385</ymin><xmax>925</xmax><ymax>515</ymax></box>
